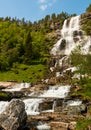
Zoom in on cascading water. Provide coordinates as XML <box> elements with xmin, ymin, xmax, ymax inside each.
<box><xmin>51</xmin><ymin>15</ymin><xmax>91</xmax><ymax>56</ymax></box>
<box><xmin>0</xmin><ymin>85</ymin><xmax>71</xmax><ymax>115</ymax></box>
<box><xmin>24</xmin><ymin>85</ymin><xmax>70</xmax><ymax>115</ymax></box>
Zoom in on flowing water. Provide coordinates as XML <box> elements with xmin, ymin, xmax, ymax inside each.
<box><xmin>24</xmin><ymin>85</ymin><xmax>71</xmax><ymax>115</ymax></box>
<box><xmin>0</xmin><ymin>85</ymin><xmax>70</xmax><ymax>115</ymax></box>
<box><xmin>51</xmin><ymin>15</ymin><xmax>91</xmax><ymax>56</ymax></box>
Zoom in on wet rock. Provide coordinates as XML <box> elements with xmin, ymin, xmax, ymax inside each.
<box><xmin>0</xmin><ymin>91</ymin><xmax>25</xmax><ymax>101</ymax></box>
<box><xmin>39</xmin><ymin>100</ymin><xmax>53</xmax><ymax>112</ymax></box>
<box><xmin>73</xmin><ymin>30</ymin><xmax>78</xmax><ymax>37</ymax></box>
<box><xmin>47</xmin><ymin>77</ymin><xmax>57</xmax><ymax>85</ymax></box>
<box><xmin>0</xmin><ymin>99</ymin><xmax>27</xmax><ymax>130</ymax></box>
<box><xmin>62</xmin><ymin>104</ymin><xmax>87</xmax><ymax>116</ymax></box>
<box><xmin>60</xmin><ymin>39</ymin><xmax>66</xmax><ymax>50</ymax></box>
<box><xmin>0</xmin><ymin>82</ymin><xmax>18</xmax><ymax>89</ymax></box>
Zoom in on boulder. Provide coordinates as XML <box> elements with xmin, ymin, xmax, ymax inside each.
<box><xmin>0</xmin><ymin>99</ymin><xmax>27</xmax><ymax>130</ymax></box>
<box><xmin>68</xmin><ymin>121</ymin><xmax>77</xmax><ymax>130</ymax></box>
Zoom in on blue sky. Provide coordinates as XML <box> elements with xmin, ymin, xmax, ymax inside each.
<box><xmin>0</xmin><ymin>0</ymin><xmax>91</xmax><ymax>22</ymax></box>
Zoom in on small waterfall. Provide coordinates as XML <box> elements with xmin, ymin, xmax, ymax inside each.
<box><xmin>52</xmin><ymin>100</ymin><xmax>57</xmax><ymax>111</ymax></box>
<box><xmin>0</xmin><ymin>85</ymin><xmax>70</xmax><ymax>115</ymax></box>
<box><xmin>24</xmin><ymin>85</ymin><xmax>70</xmax><ymax>115</ymax></box>
<box><xmin>23</xmin><ymin>98</ymin><xmax>43</xmax><ymax>115</ymax></box>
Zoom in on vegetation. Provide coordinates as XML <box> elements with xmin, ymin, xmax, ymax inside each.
<box><xmin>86</xmin><ymin>4</ymin><xmax>91</xmax><ymax>13</ymax></box>
<box><xmin>76</xmin><ymin>119</ymin><xmax>91</xmax><ymax>130</ymax></box>
<box><xmin>69</xmin><ymin>47</ymin><xmax>91</xmax><ymax>75</ymax></box>
<box><xmin>0</xmin><ymin>91</ymin><xmax>9</xmax><ymax>100</ymax></box>
<box><xmin>0</xmin><ymin>12</ymin><xmax>72</xmax><ymax>82</ymax></box>
<box><xmin>81</xmin><ymin>4</ymin><xmax>91</xmax><ymax>35</ymax></box>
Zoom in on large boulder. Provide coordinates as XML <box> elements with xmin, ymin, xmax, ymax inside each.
<box><xmin>0</xmin><ymin>99</ymin><xmax>27</xmax><ymax>130</ymax></box>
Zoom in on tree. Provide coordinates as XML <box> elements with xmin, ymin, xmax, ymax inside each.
<box><xmin>51</xmin><ymin>13</ymin><xmax>56</xmax><ymax>23</ymax></box>
<box><xmin>24</xmin><ymin>30</ymin><xmax>33</xmax><ymax>64</ymax></box>
<box><xmin>69</xmin><ymin>46</ymin><xmax>91</xmax><ymax>75</ymax></box>
<box><xmin>86</xmin><ymin>4</ymin><xmax>91</xmax><ymax>13</ymax></box>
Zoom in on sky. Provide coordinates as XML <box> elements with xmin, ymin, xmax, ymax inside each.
<box><xmin>0</xmin><ymin>0</ymin><xmax>91</xmax><ymax>22</ymax></box>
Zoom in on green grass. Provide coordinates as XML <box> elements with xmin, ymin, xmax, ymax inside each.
<box><xmin>76</xmin><ymin>119</ymin><xmax>91</xmax><ymax>130</ymax></box>
<box><xmin>0</xmin><ymin>64</ymin><xmax>46</xmax><ymax>83</ymax></box>
<box><xmin>71</xmin><ymin>78</ymin><xmax>91</xmax><ymax>101</ymax></box>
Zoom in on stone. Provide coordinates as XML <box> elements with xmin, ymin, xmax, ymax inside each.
<box><xmin>68</xmin><ymin>121</ymin><xmax>77</xmax><ymax>130</ymax></box>
<box><xmin>0</xmin><ymin>99</ymin><xmax>27</xmax><ymax>130</ymax></box>
<box><xmin>50</xmin><ymin>121</ymin><xmax>69</xmax><ymax>130</ymax></box>
<box><xmin>60</xmin><ymin>39</ymin><xmax>66</xmax><ymax>50</ymax></box>
<box><xmin>39</xmin><ymin>101</ymin><xmax>53</xmax><ymax>112</ymax></box>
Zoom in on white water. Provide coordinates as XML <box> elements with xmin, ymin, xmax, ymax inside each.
<box><xmin>51</xmin><ymin>15</ymin><xmax>91</xmax><ymax>56</ymax></box>
<box><xmin>0</xmin><ymin>85</ymin><xmax>70</xmax><ymax>115</ymax></box>
<box><xmin>67</xmin><ymin>100</ymin><xmax>82</xmax><ymax>106</ymax></box>
<box><xmin>25</xmin><ymin>85</ymin><xmax>71</xmax><ymax>115</ymax></box>
<box><xmin>23</xmin><ymin>98</ymin><xmax>43</xmax><ymax>115</ymax></box>
<box><xmin>3</xmin><ymin>83</ymin><xmax>30</xmax><ymax>91</ymax></box>
<box><xmin>37</xmin><ymin>124</ymin><xmax>50</xmax><ymax>130</ymax></box>
<box><xmin>40</xmin><ymin>85</ymin><xmax>70</xmax><ymax>98</ymax></box>
<box><xmin>24</xmin><ymin>85</ymin><xmax>70</xmax><ymax>115</ymax></box>
<box><xmin>0</xmin><ymin>101</ymin><xmax>9</xmax><ymax>113</ymax></box>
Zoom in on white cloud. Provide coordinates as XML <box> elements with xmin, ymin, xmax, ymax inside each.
<box><xmin>40</xmin><ymin>4</ymin><xmax>47</xmax><ymax>11</ymax></box>
<box><xmin>38</xmin><ymin>0</ymin><xmax>57</xmax><ymax>11</ymax></box>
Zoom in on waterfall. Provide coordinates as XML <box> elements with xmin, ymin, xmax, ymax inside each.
<box><xmin>24</xmin><ymin>85</ymin><xmax>70</xmax><ymax>115</ymax></box>
<box><xmin>0</xmin><ymin>85</ymin><xmax>70</xmax><ymax>115</ymax></box>
<box><xmin>51</xmin><ymin>15</ymin><xmax>91</xmax><ymax>56</ymax></box>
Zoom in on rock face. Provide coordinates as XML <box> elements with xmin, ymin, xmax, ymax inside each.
<box><xmin>0</xmin><ymin>99</ymin><xmax>27</xmax><ymax>130</ymax></box>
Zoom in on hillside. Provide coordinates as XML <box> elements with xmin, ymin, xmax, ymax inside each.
<box><xmin>0</xmin><ymin>12</ymin><xmax>75</xmax><ymax>82</ymax></box>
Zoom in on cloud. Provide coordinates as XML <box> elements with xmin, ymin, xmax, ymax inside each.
<box><xmin>40</xmin><ymin>5</ymin><xmax>47</xmax><ymax>11</ymax></box>
<box><xmin>38</xmin><ymin>0</ymin><xmax>57</xmax><ymax>11</ymax></box>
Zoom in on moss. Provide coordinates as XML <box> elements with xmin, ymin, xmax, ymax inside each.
<box><xmin>0</xmin><ymin>92</ymin><xmax>9</xmax><ymax>100</ymax></box>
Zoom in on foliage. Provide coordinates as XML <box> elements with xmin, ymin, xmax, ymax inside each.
<box><xmin>76</xmin><ymin>119</ymin><xmax>91</xmax><ymax>130</ymax></box>
<box><xmin>69</xmin><ymin>46</ymin><xmax>91</xmax><ymax>75</ymax></box>
<box><xmin>0</xmin><ymin>92</ymin><xmax>9</xmax><ymax>100</ymax></box>
<box><xmin>86</xmin><ymin>4</ymin><xmax>91</xmax><ymax>13</ymax></box>
<box><xmin>81</xmin><ymin>4</ymin><xmax>91</xmax><ymax>35</ymax></box>
<box><xmin>0</xmin><ymin>12</ymin><xmax>72</xmax><ymax>81</ymax></box>
<box><xmin>0</xmin><ymin>64</ymin><xmax>46</xmax><ymax>83</ymax></box>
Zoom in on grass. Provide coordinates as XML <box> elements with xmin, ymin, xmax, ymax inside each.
<box><xmin>71</xmin><ymin>78</ymin><xmax>91</xmax><ymax>101</ymax></box>
<box><xmin>76</xmin><ymin>119</ymin><xmax>91</xmax><ymax>130</ymax></box>
<box><xmin>0</xmin><ymin>64</ymin><xmax>46</xmax><ymax>83</ymax></box>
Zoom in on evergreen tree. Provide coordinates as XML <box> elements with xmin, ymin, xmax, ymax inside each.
<box><xmin>24</xmin><ymin>30</ymin><xmax>33</xmax><ymax>64</ymax></box>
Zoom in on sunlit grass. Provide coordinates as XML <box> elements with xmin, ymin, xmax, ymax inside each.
<box><xmin>0</xmin><ymin>64</ymin><xmax>46</xmax><ymax>83</ymax></box>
